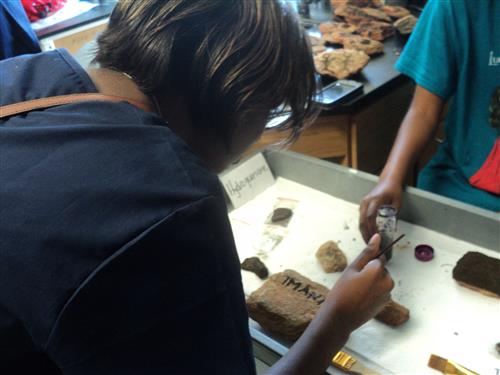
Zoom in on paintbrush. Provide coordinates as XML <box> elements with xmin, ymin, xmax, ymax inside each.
<box><xmin>428</xmin><ymin>354</ymin><xmax>479</xmax><ymax>375</ymax></box>
<box><xmin>376</xmin><ymin>234</ymin><xmax>405</xmax><ymax>259</ymax></box>
<box><xmin>331</xmin><ymin>351</ymin><xmax>381</xmax><ymax>375</ymax></box>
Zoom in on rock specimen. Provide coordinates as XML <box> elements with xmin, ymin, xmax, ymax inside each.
<box><xmin>309</xmin><ymin>34</ymin><xmax>324</xmax><ymax>47</ymax></box>
<box><xmin>314</xmin><ymin>49</ymin><xmax>370</xmax><ymax>79</ymax></box>
<box><xmin>241</xmin><ymin>257</ymin><xmax>269</xmax><ymax>279</ymax></box>
<box><xmin>319</xmin><ymin>21</ymin><xmax>358</xmax><ymax>34</ymax></box>
<box><xmin>381</xmin><ymin>5</ymin><xmax>410</xmax><ymax>19</ymax></box>
<box><xmin>342</xmin><ymin>35</ymin><xmax>384</xmax><ymax>55</ymax></box>
<box><xmin>331</xmin><ymin>0</ymin><xmax>385</xmax><ymax>10</ymax></box>
<box><xmin>323</xmin><ymin>31</ymin><xmax>355</xmax><ymax>45</ymax></box>
<box><xmin>271</xmin><ymin>207</ymin><xmax>293</xmax><ymax>223</ymax></box>
<box><xmin>452</xmin><ymin>251</ymin><xmax>500</xmax><ymax>298</ymax></box>
<box><xmin>375</xmin><ymin>299</ymin><xmax>410</xmax><ymax>326</ymax></box>
<box><xmin>316</xmin><ymin>241</ymin><xmax>348</xmax><ymax>273</ymax></box>
<box><xmin>335</xmin><ymin>5</ymin><xmax>372</xmax><ymax>24</ymax></box>
<box><xmin>246</xmin><ymin>270</ymin><xmax>329</xmax><ymax>341</ymax></box>
<box><xmin>360</xmin><ymin>7</ymin><xmax>392</xmax><ymax>23</ymax></box>
<box><xmin>356</xmin><ymin>20</ymin><xmax>395</xmax><ymax>41</ymax></box>
<box><xmin>312</xmin><ymin>45</ymin><xmax>327</xmax><ymax>56</ymax></box>
<box><xmin>393</xmin><ymin>14</ymin><xmax>418</xmax><ymax>35</ymax></box>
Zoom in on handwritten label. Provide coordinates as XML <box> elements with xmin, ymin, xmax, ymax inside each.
<box><xmin>219</xmin><ymin>153</ymin><xmax>275</xmax><ymax>208</ymax></box>
<box><xmin>281</xmin><ymin>275</ymin><xmax>326</xmax><ymax>305</ymax></box>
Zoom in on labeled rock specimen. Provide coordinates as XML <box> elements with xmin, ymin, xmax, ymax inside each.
<box><xmin>375</xmin><ymin>299</ymin><xmax>410</xmax><ymax>326</ymax></box>
<box><xmin>342</xmin><ymin>35</ymin><xmax>384</xmax><ymax>55</ymax></box>
<box><xmin>316</xmin><ymin>241</ymin><xmax>348</xmax><ymax>273</ymax></box>
<box><xmin>246</xmin><ymin>270</ymin><xmax>329</xmax><ymax>341</ymax></box>
<box><xmin>241</xmin><ymin>257</ymin><xmax>269</xmax><ymax>279</ymax></box>
<box><xmin>393</xmin><ymin>14</ymin><xmax>418</xmax><ymax>35</ymax></box>
<box><xmin>452</xmin><ymin>251</ymin><xmax>500</xmax><ymax>298</ymax></box>
<box><xmin>314</xmin><ymin>49</ymin><xmax>370</xmax><ymax>79</ymax></box>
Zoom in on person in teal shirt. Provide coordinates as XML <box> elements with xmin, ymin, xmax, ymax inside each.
<box><xmin>359</xmin><ymin>0</ymin><xmax>499</xmax><ymax>242</ymax></box>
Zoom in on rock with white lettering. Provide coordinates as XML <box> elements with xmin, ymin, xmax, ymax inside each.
<box><xmin>316</xmin><ymin>241</ymin><xmax>348</xmax><ymax>273</ymax></box>
<box><xmin>393</xmin><ymin>15</ymin><xmax>418</xmax><ymax>35</ymax></box>
<box><xmin>246</xmin><ymin>269</ymin><xmax>329</xmax><ymax>341</ymax></box>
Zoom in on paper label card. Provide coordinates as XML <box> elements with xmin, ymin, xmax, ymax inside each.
<box><xmin>219</xmin><ymin>153</ymin><xmax>275</xmax><ymax>208</ymax></box>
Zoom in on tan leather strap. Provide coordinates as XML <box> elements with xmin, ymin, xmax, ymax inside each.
<box><xmin>0</xmin><ymin>93</ymin><xmax>153</xmax><ymax>119</ymax></box>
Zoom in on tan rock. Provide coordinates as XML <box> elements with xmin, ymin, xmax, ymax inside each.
<box><xmin>343</xmin><ymin>35</ymin><xmax>384</xmax><ymax>55</ymax></box>
<box><xmin>331</xmin><ymin>0</ymin><xmax>384</xmax><ymax>8</ymax></box>
<box><xmin>316</xmin><ymin>241</ymin><xmax>348</xmax><ymax>272</ymax></box>
<box><xmin>380</xmin><ymin>5</ymin><xmax>410</xmax><ymax>19</ymax></box>
<box><xmin>309</xmin><ymin>34</ymin><xmax>324</xmax><ymax>47</ymax></box>
<box><xmin>360</xmin><ymin>7</ymin><xmax>391</xmax><ymax>23</ymax></box>
<box><xmin>335</xmin><ymin>5</ymin><xmax>371</xmax><ymax>24</ymax></box>
<box><xmin>356</xmin><ymin>20</ymin><xmax>394</xmax><ymax>41</ymax></box>
<box><xmin>312</xmin><ymin>45</ymin><xmax>327</xmax><ymax>56</ymax></box>
<box><xmin>375</xmin><ymin>299</ymin><xmax>410</xmax><ymax>326</ymax></box>
<box><xmin>323</xmin><ymin>31</ymin><xmax>355</xmax><ymax>45</ymax></box>
<box><xmin>393</xmin><ymin>15</ymin><xmax>418</xmax><ymax>35</ymax></box>
<box><xmin>246</xmin><ymin>270</ymin><xmax>330</xmax><ymax>341</ymax></box>
<box><xmin>314</xmin><ymin>49</ymin><xmax>370</xmax><ymax>79</ymax></box>
<box><xmin>319</xmin><ymin>21</ymin><xmax>358</xmax><ymax>35</ymax></box>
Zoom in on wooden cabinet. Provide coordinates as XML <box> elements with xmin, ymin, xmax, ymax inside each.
<box><xmin>248</xmin><ymin>81</ymin><xmax>415</xmax><ymax>175</ymax></box>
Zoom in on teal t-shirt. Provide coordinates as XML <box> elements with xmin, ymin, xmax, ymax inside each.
<box><xmin>396</xmin><ymin>0</ymin><xmax>500</xmax><ymax>211</ymax></box>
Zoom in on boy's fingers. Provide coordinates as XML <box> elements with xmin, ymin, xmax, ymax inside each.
<box><xmin>352</xmin><ymin>234</ymin><xmax>381</xmax><ymax>271</ymax></box>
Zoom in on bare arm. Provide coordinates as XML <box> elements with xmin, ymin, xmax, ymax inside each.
<box><xmin>266</xmin><ymin>235</ymin><xmax>394</xmax><ymax>375</ymax></box>
<box><xmin>359</xmin><ymin>85</ymin><xmax>446</xmax><ymax>242</ymax></box>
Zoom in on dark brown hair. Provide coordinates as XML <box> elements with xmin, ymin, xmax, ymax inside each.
<box><xmin>94</xmin><ymin>0</ymin><xmax>318</xmax><ymax>144</ymax></box>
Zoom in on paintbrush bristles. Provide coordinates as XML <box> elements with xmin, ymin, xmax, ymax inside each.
<box><xmin>428</xmin><ymin>354</ymin><xmax>449</xmax><ymax>372</ymax></box>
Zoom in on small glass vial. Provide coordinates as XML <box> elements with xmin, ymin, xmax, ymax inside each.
<box><xmin>376</xmin><ymin>205</ymin><xmax>398</xmax><ymax>261</ymax></box>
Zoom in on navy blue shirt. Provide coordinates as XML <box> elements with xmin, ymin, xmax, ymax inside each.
<box><xmin>0</xmin><ymin>49</ymin><xmax>255</xmax><ymax>374</ymax></box>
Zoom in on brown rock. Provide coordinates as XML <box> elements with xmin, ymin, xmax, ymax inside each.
<box><xmin>241</xmin><ymin>257</ymin><xmax>269</xmax><ymax>279</ymax></box>
<box><xmin>316</xmin><ymin>241</ymin><xmax>348</xmax><ymax>272</ymax></box>
<box><xmin>246</xmin><ymin>270</ymin><xmax>329</xmax><ymax>341</ymax></box>
<box><xmin>319</xmin><ymin>21</ymin><xmax>358</xmax><ymax>34</ymax></box>
<box><xmin>342</xmin><ymin>35</ymin><xmax>384</xmax><ymax>55</ymax></box>
<box><xmin>314</xmin><ymin>49</ymin><xmax>370</xmax><ymax>79</ymax></box>
<box><xmin>375</xmin><ymin>299</ymin><xmax>410</xmax><ymax>326</ymax></box>
<box><xmin>381</xmin><ymin>5</ymin><xmax>410</xmax><ymax>19</ymax></box>
<box><xmin>356</xmin><ymin>20</ymin><xmax>394</xmax><ymax>41</ymax></box>
<box><xmin>452</xmin><ymin>251</ymin><xmax>500</xmax><ymax>298</ymax></box>
<box><xmin>393</xmin><ymin>14</ymin><xmax>418</xmax><ymax>35</ymax></box>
